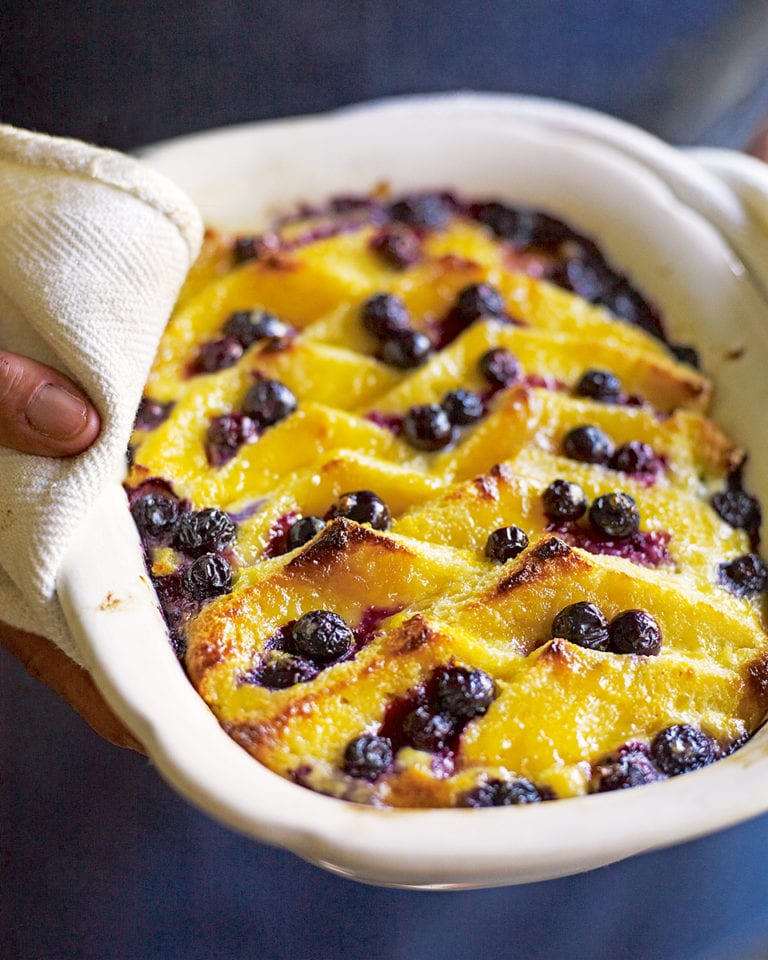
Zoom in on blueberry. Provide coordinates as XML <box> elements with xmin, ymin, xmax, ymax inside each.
<box><xmin>196</xmin><ymin>336</ymin><xmax>244</xmax><ymax>373</ymax></box>
<box><xmin>403</xmin><ymin>706</ymin><xmax>455</xmax><ymax>752</ymax></box>
<box><xmin>232</xmin><ymin>236</ymin><xmax>259</xmax><ymax>263</ymax></box>
<box><xmin>541</xmin><ymin>479</ymin><xmax>588</xmax><ymax>522</ymax></box>
<box><xmin>474</xmin><ymin>202</ymin><xmax>528</xmax><ymax>243</ymax></box>
<box><xmin>562</xmin><ymin>425</ymin><xmax>615</xmax><ymax>465</ymax></box>
<box><xmin>343</xmin><ymin>734</ymin><xmax>394</xmax><ymax>781</ymax></box>
<box><xmin>442</xmin><ymin>389</ymin><xmax>484</xmax><ymax>426</ymax></box>
<box><xmin>599</xmin><ymin>281</ymin><xmax>662</xmax><ymax>339</ymax></box>
<box><xmin>608</xmin><ymin>609</ymin><xmax>662</xmax><ymax>656</ymax></box>
<box><xmin>134</xmin><ymin>396</ymin><xmax>174</xmax><ymax>431</ymax></box>
<box><xmin>223</xmin><ymin>309</ymin><xmax>290</xmax><ymax>347</ymax></box>
<box><xmin>205</xmin><ymin>413</ymin><xmax>258</xmax><ymax>466</ymax></box>
<box><xmin>589</xmin><ymin>492</ymin><xmax>641</xmax><ymax>538</ymax></box>
<box><xmin>670</xmin><ymin>344</ymin><xmax>701</xmax><ymax>369</ymax></box>
<box><xmin>258</xmin><ymin>654</ymin><xmax>319</xmax><ymax>689</ymax></box>
<box><xmin>378</xmin><ymin>329</ymin><xmax>432</xmax><ymax>368</ymax></box>
<box><xmin>523</xmin><ymin>211</ymin><xmax>574</xmax><ymax>249</ymax></box>
<box><xmin>719</xmin><ymin>553</ymin><xmax>768</xmax><ymax>596</ymax></box>
<box><xmin>551</xmin><ymin>601</ymin><xmax>610</xmax><ymax>651</ymax></box>
<box><xmin>290</xmin><ymin>610</ymin><xmax>354</xmax><ymax>663</ymax></box>
<box><xmin>286</xmin><ymin>515</ymin><xmax>326</xmax><ymax>551</ymax></box>
<box><xmin>328</xmin><ymin>490</ymin><xmax>391</xmax><ymax>530</ymax></box>
<box><xmin>557</xmin><ymin>255</ymin><xmax>617</xmax><ymax>302</ymax></box>
<box><xmin>475</xmin><ymin>202</ymin><xmax>571</xmax><ymax>249</ymax></box>
<box><xmin>434</xmin><ymin>666</ymin><xmax>495</xmax><ymax>720</ymax></box>
<box><xmin>360</xmin><ymin>293</ymin><xmax>410</xmax><ymax>339</ymax></box>
<box><xmin>594</xmin><ymin>748</ymin><xmax>660</xmax><ymax>791</ymax></box>
<box><xmin>389</xmin><ymin>193</ymin><xmax>452</xmax><ymax>230</ymax></box>
<box><xmin>402</xmin><ymin>404</ymin><xmax>456</xmax><ymax>451</ymax></box>
<box><xmin>650</xmin><ymin>724</ymin><xmax>718</xmax><ymax>776</ymax></box>
<box><xmin>130</xmin><ymin>493</ymin><xmax>179</xmax><ymax>541</ymax></box>
<box><xmin>485</xmin><ymin>525</ymin><xmax>529</xmax><ymax>563</ymax></box>
<box><xmin>453</xmin><ymin>283</ymin><xmax>505</xmax><ymax>324</ymax></box>
<box><xmin>182</xmin><ymin>553</ymin><xmax>233</xmax><ymax>601</ymax></box>
<box><xmin>478</xmin><ymin>347</ymin><xmax>521</xmax><ymax>387</ymax></box>
<box><xmin>174</xmin><ymin>508</ymin><xmax>236</xmax><ymax>558</ymax></box>
<box><xmin>610</xmin><ymin>441</ymin><xmax>658</xmax><ymax>475</ymax></box>
<box><xmin>574</xmin><ymin>369</ymin><xmax>622</xmax><ymax>403</ymax></box>
<box><xmin>370</xmin><ymin>227</ymin><xmax>422</xmax><ymax>269</ymax></box>
<box><xmin>242</xmin><ymin>378</ymin><xmax>298</xmax><ymax>428</ymax></box>
<box><xmin>462</xmin><ymin>777</ymin><xmax>545</xmax><ymax>807</ymax></box>
<box><xmin>711</xmin><ymin>488</ymin><xmax>761</xmax><ymax>534</ymax></box>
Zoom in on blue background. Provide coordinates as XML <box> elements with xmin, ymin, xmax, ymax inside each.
<box><xmin>4</xmin><ymin>2</ymin><xmax>768</xmax><ymax>957</ymax></box>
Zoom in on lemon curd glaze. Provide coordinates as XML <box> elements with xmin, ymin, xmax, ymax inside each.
<box><xmin>125</xmin><ymin>192</ymin><xmax>768</xmax><ymax>808</ymax></box>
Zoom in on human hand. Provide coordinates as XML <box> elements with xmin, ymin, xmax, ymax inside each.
<box><xmin>0</xmin><ymin>349</ymin><xmax>100</xmax><ymax>455</ymax></box>
<box><xmin>0</xmin><ymin>349</ymin><xmax>143</xmax><ymax>751</ymax></box>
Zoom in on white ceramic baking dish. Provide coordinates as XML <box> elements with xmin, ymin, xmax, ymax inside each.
<box><xmin>58</xmin><ymin>94</ymin><xmax>768</xmax><ymax>889</ymax></box>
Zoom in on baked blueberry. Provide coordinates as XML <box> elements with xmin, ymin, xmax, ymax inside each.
<box><xmin>402</xmin><ymin>404</ymin><xmax>456</xmax><ymax>451</ymax></box>
<box><xmin>541</xmin><ymin>479</ymin><xmax>588</xmax><ymax>522</ymax></box>
<box><xmin>574</xmin><ymin>368</ymin><xmax>622</xmax><ymax>403</ymax></box>
<box><xmin>589</xmin><ymin>492</ymin><xmax>641</xmax><ymax>538</ymax></box>
<box><xmin>389</xmin><ymin>193</ymin><xmax>451</xmax><ymax>230</ymax></box>
<box><xmin>453</xmin><ymin>283</ymin><xmax>505</xmax><ymax>324</ymax></box>
<box><xmin>134</xmin><ymin>396</ymin><xmax>174</xmax><ymax>430</ymax></box>
<box><xmin>442</xmin><ymin>388</ymin><xmax>484</xmax><ymax>425</ymax></box>
<box><xmin>670</xmin><ymin>343</ymin><xmax>701</xmax><ymax>369</ymax></box>
<box><xmin>242</xmin><ymin>378</ymin><xmax>298</xmax><ymax>428</ymax></box>
<box><xmin>343</xmin><ymin>734</ymin><xmax>394</xmax><ymax>781</ymax></box>
<box><xmin>232</xmin><ymin>236</ymin><xmax>259</xmax><ymax>263</ymax></box>
<box><xmin>290</xmin><ymin>610</ymin><xmax>354</xmax><ymax>663</ymax></box>
<box><xmin>719</xmin><ymin>553</ymin><xmax>768</xmax><ymax>596</ymax></box>
<box><xmin>610</xmin><ymin>441</ymin><xmax>658</xmax><ymax>475</ymax></box>
<box><xmin>360</xmin><ymin>293</ymin><xmax>410</xmax><ymax>339</ymax></box>
<box><xmin>130</xmin><ymin>493</ymin><xmax>179</xmax><ymax>541</ymax></box>
<box><xmin>478</xmin><ymin>347</ymin><xmax>521</xmax><ymax>387</ymax></box>
<box><xmin>223</xmin><ymin>309</ymin><xmax>290</xmax><ymax>346</ymax></box>
<box><xmin>562</xmin><ymin>425</ymin><xmax>615</xmax><ymax>465</ymax></box>
<box><xmin>711</xmin><ymin>488</ymin><xmax>761</xmax><ymax>533</ymax></box>
<box><xmin>174</xmin><ymin>508</ymin><xmax>236</xmax><ymax>558</ymax></box>
<box><xmin>286</xmin><ymin>515</ymin><xmax>326</xmax><ymax>551</ymax></box>
<box><xmin>196</xmin><ymin>336</ymin><xmax>244</xmax><ymax>373</ymax></box>
<box><xmin>182</xmin><ymin>553</ymin><xmax>233</xmax><ymax>600</ymax></box>
<box><xmin>205</xmin><ymin>413</ymin><xmax>258</xmax><ymax>466</ymax></box>
<box><xmin>594</xmin><ymin>747</ymin><xmax>660</xmax><ymax>791</ymax></box>
<box><xmin>434</xmin><ymin>666</ymin><xmax>495</xmax><ymax>720</ymax></box>
<box><xmin>485</xmin><ymin>525</ymin><xmax>529</xmax><ymax>563</ymax></box>
<box><xmin>403</xmin><ymin>706</ymin><xmax>455</xmax><ymax>752</ymax></box>
<box><xmin>328</xmin><ymin>490</ymin><xmax>391</xmax><ymax>530</ymax></box>
<box><xmin>258</xmin><ymin>654</ymin><xmax>319</xmax><ymax>689</ymax></box>
<box><xmin>557</xmin><ymin>255</ymin><xmax>617</xmax><ymax>302</ymax></box>
<box><xmin>551</xmin><ymin>601</ymin><xmax>610</xmax><ymax>651</ymax></box>
<box><xmin>608</xmin><ymin>609</ymin><xmax>662</xmax><ymax>656</ymax></box>
<box><xmin>462</xmin><ymin>777</ymin><xmax>545</xmax><ymax>807</ymax></box>
<box><xmin>378</xmin><ymin>329</ymin><xmax>432</xmax><ymax>368</ymax></box>
<box><xmin>474</xmin><ymin>202</ymin><xmax>571</xmax><ymax>249</ymax></box>
<box><xmin>600</xmin><ymin>281</ymin><xmax>663</xmax><ymax>339</ymax></box>
<box><xmin>370</xmin><ymin>227</ymin><xmax>422</xmax><ymax>269</ymax></box>
<box><xmin>650</xmin><ymin>724</ymin><xmax>718</xmax><ymax>776</ymax></box>
<box><xmin>474</xmin><ymin>202</ymin><xmax>528</xmax><ymax>243</ymax></box>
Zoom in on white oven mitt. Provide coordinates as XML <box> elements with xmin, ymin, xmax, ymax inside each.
<box><xmin>0</xmin><ymin>125</ymin><xmax>203</xmax><ymax>664</ymax></box>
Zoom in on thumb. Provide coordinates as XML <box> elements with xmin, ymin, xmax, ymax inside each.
<box><xmin>0</xmin><ymin>349</ymin><xmax>101</xmax><ymax>456</ymax></box>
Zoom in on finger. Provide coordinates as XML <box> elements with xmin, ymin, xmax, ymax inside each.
<box><xmin>0</xmin><ymin>350</ymin><xmax>101</xmax><ymax>456</ymax></box>
<box><xmin>0</xmin><ymin>620</ymin><xmax>145</xmax><ymax>753</ymax></box>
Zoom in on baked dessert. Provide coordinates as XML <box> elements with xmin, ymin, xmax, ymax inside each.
<box><xmin>125</xmin><ymin>189</ymin><xmax>768</xmax><ymax>807</ymax></box>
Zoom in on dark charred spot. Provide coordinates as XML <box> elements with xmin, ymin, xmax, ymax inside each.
<box><xmin>286</xmin><ymin>517</ymin><xmax>404</xmax><ymax>571</ymax></box>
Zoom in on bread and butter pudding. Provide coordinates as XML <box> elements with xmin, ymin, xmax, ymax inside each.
<box><xmin>124</xmin><ymin>189</ymin><xmax>768</xmax><ymax>808</ymax></box>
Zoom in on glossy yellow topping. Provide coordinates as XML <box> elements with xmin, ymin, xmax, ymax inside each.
<box><xmin>127</xmin><ymin>198</ymin><xmax>768</xmax><ymax>808</ymax></box>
